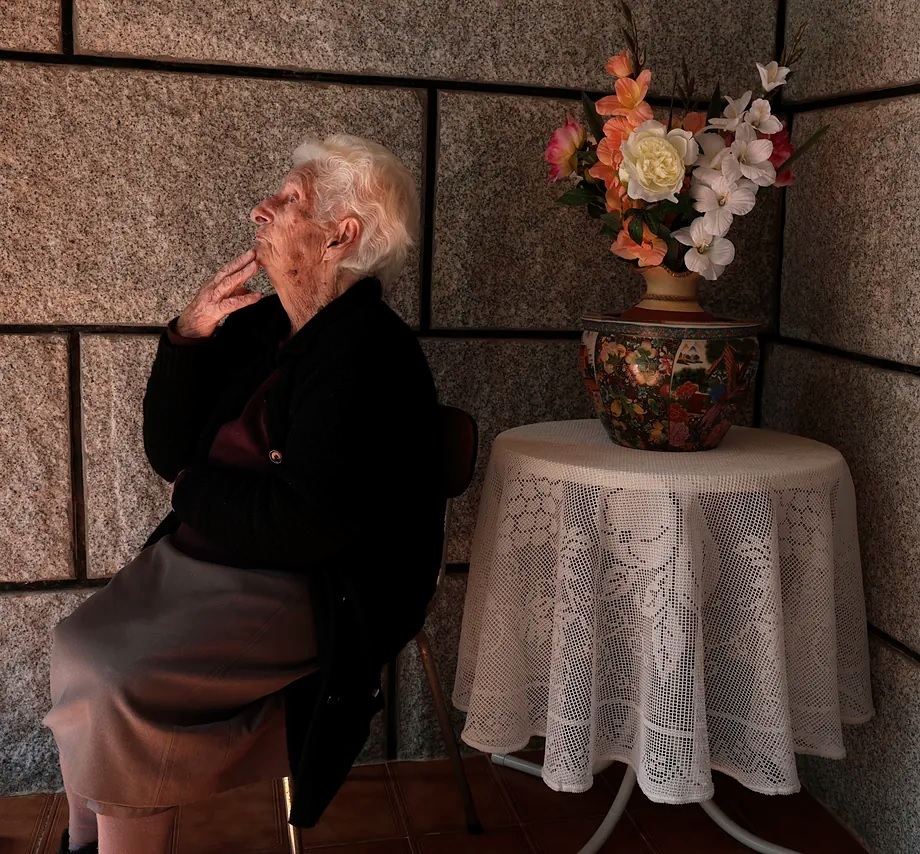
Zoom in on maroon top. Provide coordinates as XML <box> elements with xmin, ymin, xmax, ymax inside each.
<box><xmin>165</xmin><ymin>316</ymin><xmax>287</xmax><ymax>566</ymax></box>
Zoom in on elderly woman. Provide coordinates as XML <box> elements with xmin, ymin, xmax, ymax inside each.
<box><xmin>43</xmin><ymin>135</ymin><xmax>446</xmax><ymax>854</ymax></box>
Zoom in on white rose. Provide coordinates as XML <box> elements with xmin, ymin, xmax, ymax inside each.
<box><xmin>617</xmin><ymin>120</ymin><xmax>700</xmax><ymax>204</ymax></box>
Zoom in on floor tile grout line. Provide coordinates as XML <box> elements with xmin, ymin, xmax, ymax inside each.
<box><xmin>383</xmin><ymin>760</ymin><xmax>419</xmax><ymax>840</ymax></box>
<box><xmin>482</xmin><ymin>752</ymin><xmax>530</xmax><ymax>828</ymax></box>
<box><xmin>381</xmin><ymin>761</ymin><xmax>414</xmax><ymax>841</ymax></box>
<box><xmin>31</xmin><ymin>793</ymin><xmax>60</xmax><ymax>854</ymax></box>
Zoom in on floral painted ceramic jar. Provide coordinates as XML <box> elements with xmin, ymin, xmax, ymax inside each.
<box><xmin>579</xmin><ymin>267</ymin><xmax>761</xmax><ymax>452</ymax></box>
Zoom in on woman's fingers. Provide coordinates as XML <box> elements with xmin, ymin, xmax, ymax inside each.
<box><xmin>220</xmin><ymin>291</ymin><xmax>263</xmax><ymax>313</ymax></box>
<box><xmin>213</xmin><ymin>248</ymin><xmax>257</xmax><ymax>284</ymax></box>
<box><xmin>214</xmin><ymin>259</ymin><xmax>260</xmax><ymax>297</ymax></box>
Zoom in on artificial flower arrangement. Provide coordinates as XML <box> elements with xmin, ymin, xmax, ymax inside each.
<box><xmin>544</xmin><ymin>1</ymin><xmax>827</xmax><ymax>281</ymax></box>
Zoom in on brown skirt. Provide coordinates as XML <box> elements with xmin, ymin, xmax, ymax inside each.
<box><xmin>42</xmin><ymin>534</ymin><xmax>320</xmax><ymax>817</ymax></box>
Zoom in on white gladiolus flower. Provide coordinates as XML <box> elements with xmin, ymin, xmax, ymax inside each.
<box><xmin>671</xmin><ymin>217</ymin><xmax>735</xmax><ymax>281</ymax></box>
<box><xmin>756</xmin><ymin>61</ymin><xmax>790</xmax><ymax>92</ymax></box>
<box><xmin>722</xmin><ymin>123</ymin><xmax>776</xmax><ymax>187</ymax></box>
<box><xmin>691</xmin><ymin>175</ymin><xmax>757</xmax><ymax>237</ymax></box>
<box><xmin>691</xmin><ymin>133</ymin><xmax>740</xmax><ymax>187</ymax></box>
<box><xmin>705</xmin><ymin>91</ymin><xmax>752</xmax><ymax>132</ymax></box>
<box><xmin>694</xmin><ymin>132</ymin><xmax>727</xmax><ymax>169</ymax></box>
<box><xmin>617</xmin><ymin>120</ymin><xmax>700</xmax><ymax>203</ymax></box>
<box><xmin>744</xmin><ymin>98</ymin><xmax>783</xmax><ymax>134</ymax></box>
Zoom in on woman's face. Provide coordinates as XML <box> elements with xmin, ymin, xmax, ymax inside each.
<box><xmin>250</xmin><ymin>169</ymin><xmax>330</xmax><ymax>276</ymax></box>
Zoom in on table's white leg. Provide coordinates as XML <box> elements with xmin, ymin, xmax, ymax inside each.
<box><xmin>490</xmin><ymin>753</ymin><xmax>544</xmax><ymax>778</ymax></box>
<box><xmin>699</xmin><ymin>798</ymin><xmax>804</xmax><ymax>854</ymax></box>
<box><xmin>490</xmin><ymin>754</ymin><xmax>636</xmax><ymax>853</ymax></box>
<box><xmin>489</xmin><ymin>755</ymin><xmax>802</xmax><ymax>854</ymax></box>
<box><xmin>576</xmin><ymin>765</ymin><xmax>637</xmax><ymax>854</ymax></box>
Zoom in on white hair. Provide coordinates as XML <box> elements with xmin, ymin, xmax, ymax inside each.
<box><xmin>291</xmin><ymin>134</ymin><xmax>420</xmax><ymax>292</ymax></box>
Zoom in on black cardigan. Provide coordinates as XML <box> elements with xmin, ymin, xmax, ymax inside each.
<box><xmin>140</xmin><ymin>276</ymin><xmax>446</xmax><ymax>827</ymax></box>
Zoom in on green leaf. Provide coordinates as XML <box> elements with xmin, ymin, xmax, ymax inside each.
<box><xmin>706</xmin><ymin>80</ymin><xmax>722</xmax><ymax>123</ymax></box>
<box><xmin>586</xmin><ymin>201</ymin><xmax>607</xmax><ymax>219</ymax></box>
<box><xmin>600</xmin><ymin>212</ymin><xmax>622</xmax><ymax>230</ymax></box>
<box><xmin>599</xmin><ymin>222</ymin><xmax>620</xmax><ymax>240</ymax></box>
<box><xmin>665</xmin><ymin>236</ymin><xmax>682</xmax><ymax>268</ymax></box>
<box><xmin>627</xmin><ymin>213</ymin><xmax>644</xmax><ymax>244</ymax></box>
<box><xmin>581</xmin><ymin>93</ymin><xmax>606</xmax><ymax>145</ymax></box>
<box><xmin>556</xmin><ymin>184</ymin><xmax>598</xmax><ymax>206</ymax></box>
<box><xmin>577</xmin><ymin>148</ymin><xmax>599</xmax><ymax>168</ymax></box>
<box><xmin>776</xmin><ymin>124</ymin><xmax>830</xmax><ymax>175</ymax></box>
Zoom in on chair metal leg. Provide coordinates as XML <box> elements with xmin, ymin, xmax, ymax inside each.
<box><xmin>415</xmin><ymin>629</ymin><xmax>483</xmax><ymax>834</ymax></box>
<box><xmin>281</xmin><ymin>776</ymin><xmax>304</xmax><ymax>853</ymax></box>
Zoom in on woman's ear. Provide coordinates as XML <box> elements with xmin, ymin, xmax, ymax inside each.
<box><xmin>324</xmin><ymin>218</ymin><xmax>361</xmax><ymax>256</ymax></box>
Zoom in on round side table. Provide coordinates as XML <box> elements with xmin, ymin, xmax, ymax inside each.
<box><xmin>452</xmin><ymin>420</ymin><xmax>873</xmax><ymax>854</ymax></box>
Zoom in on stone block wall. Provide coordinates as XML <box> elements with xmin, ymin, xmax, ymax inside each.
<box><xmin>2</xmin><ymin>0</ymin><xmax>792</xmax><ymax>810</ymax></box>
<box><xmin>758</xmin><ymin>2</ymin><xmax>920</xmax><ymax>852</ymax></box>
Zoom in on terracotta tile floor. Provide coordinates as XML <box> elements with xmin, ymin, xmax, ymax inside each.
<box><xmin>0</xmin><ymin>751</ymin><xmax>867</xmax><ymax>853</ymax></box>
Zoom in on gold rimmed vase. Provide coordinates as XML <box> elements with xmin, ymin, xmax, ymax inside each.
<box><xmin>578</xmin><ymin>266</ymin><xmax>761</xmax><ymax>452</ymax></box>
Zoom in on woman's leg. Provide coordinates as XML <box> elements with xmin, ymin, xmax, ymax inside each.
<box><xmin>64</xmin><ymin>783</ymin><xmax>98</xmax><ymax>849</ymax></box>
<box><xmin>96</xmin><ymin>808</ymin><xmax>179</xmax><ymax>854</ymax></box>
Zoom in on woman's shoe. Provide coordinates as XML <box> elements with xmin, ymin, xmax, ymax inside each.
<box><xmin>59</xmin><ymin>828</ymin><xmax>99</xmax><ymax>853</ymax></box>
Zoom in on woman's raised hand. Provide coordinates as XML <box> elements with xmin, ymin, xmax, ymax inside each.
<box><xmin>175</xmin><ymin>248</ymin><xmax>263</xmax><ymax>338</ymax></box>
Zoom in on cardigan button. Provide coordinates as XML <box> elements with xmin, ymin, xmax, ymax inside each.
<box><xmin>269</xmin><ymin>450</ymin><xmax>282</xmax><ymax>464</ymax></box>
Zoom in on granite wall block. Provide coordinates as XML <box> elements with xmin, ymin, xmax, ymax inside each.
<box><xmin>780</xmin><ymin>96</ymin><xmax>920</xmax><ymax>366</ymax></box>
<box><xmin>397</xmin><ymin>572</ymin><xmax>473</xmax><ymax>759</ymax></box>
<box><xmin>80</xmin><ymin>334</ymin><xmax>170</xmax><ymax>578</ymax></box>
<box><xmin>432</xmin><ymin>94</ymin><xmax>782</xmax><ymax>331</ymax></box>
<box><xmin>0</xmin><ymin>62</ymin><xmax>422</xmax><ymax>327</ymax></box>
<box><xmin>785</xmin><ymin>0</ymin><xmax>920</xmax><ymax>102</ymax></box>
<box><xmin>73</xmin><ymin>0</ymin><xmax>774</xmax><ymax>98</ymax></box>
<box><xmin>0</xmin><ymin>0</ymin><xmax>60</xmax><ymax>52</ymax></box>
<box><xmin>799</xmin><ymin>636</ymin><xmax>920</xmax><ymax>854</ymax></box>
<box><xmin>0</xmin><ymin>335</ymin><xmax>74</xmax><ymax>582</ymax></box>
<box><xmin>0</xmin><ymin>589</ymin><xmax>95</xmax><ymax>795</ymax></box>
<box><xmin>761</xmin><ymin>343</ymin><xmax>920</xmax><ymax>655</ymax></box>
<box><xmin>421</xmin><ymin>337</ymin><xmax>594</xmax><ymax>564</ymax></box>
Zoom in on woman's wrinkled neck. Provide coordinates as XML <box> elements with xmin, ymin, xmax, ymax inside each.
<box><xmin>270</xmin><ymin>265</ymin><xmax>341</xmax><ymax>339</ymax></box>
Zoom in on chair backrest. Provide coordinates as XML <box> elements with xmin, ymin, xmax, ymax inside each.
<box><xmin>438</xmin><ymin>404</ymin><xmax>478</xmax><ymax>499</ymax></box>
<box><xmin>428</xmin><ymin>405</ymin><xmax>478</xmax><ymax>612</ymax></box>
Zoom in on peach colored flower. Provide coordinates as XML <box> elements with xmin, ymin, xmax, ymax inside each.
<box><xmin>611</xmin><ymin>222</ymin><xmax>667</xmax><ymax>267</ymax></box>
<box><xmin>604</xmin><ymin>115</ymin><xmax>638</xmax><ymax>145</ymax></box>
<box><xmin>544</xmin><ymin>112</ymin><xmax>586</xmax><ymax>181</ymax></box>
<box><xmin>588</xmin><ymin>136</ymin><xmax>621</xmax><ymax>184</ymax></box>
<box><xmin>605</xmin><ymin>49</ymin><xmax>636</xmax><ymax>79</ymax></box>
<box><xmin>682</xmin><ymin>111</ymin><xmax>708</xmax><ymax>134</ymax></box>
<box><xmin>595</xmin><ymin>69</ymin><xmax>654</xmax><ymax>127</ymax></box>
<box><xmin>605</xmin><ymin>180</ymin><xmax>638</xmax><ymax>216</ymax></box>
<box><xmin>649</xmin><ymin>421</ymin><xmax>666</xmax><ymax>443</ymax></box>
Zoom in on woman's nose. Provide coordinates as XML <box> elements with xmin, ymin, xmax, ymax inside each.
<box><xmin>250</xmin><ymin>199</ymin><xmax>273</xmax><ymax>224</ymax></box>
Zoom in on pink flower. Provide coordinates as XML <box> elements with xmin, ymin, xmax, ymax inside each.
<box><xmin>765</xmin><ymin>122</ymin><xmax>796</xmax><ymax>187</ymax></box>
<box><xmin>605</xmin><ymin>49</ymin><xmax>636</xmax><ymax>79</ymax></box>
<box><xmin>669</xmin><ymin>421</ymin><xmax>690</xmax><ymax>446</ymax></box>
<box><xmin>595</xmin><ymin>69</ymin><xmax>654</xmax><ymax>127</ymax></box>
<box><xmin>612</xmin><ymin>223</ymin><xmax>667</xmax><ymax>267</ymax></box>
<box><xmin>545</xmin><ymin>112</ymin><xmax>587</xmax><ymax>181</ymax></box>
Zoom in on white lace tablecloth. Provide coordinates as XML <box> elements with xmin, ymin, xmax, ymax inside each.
<box><xmin>452</xmin><ymin>419</ymin><xmax>873</xmax><ymax>803</ymax></box>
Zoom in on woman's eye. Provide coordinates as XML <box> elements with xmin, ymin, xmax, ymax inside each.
<box><xmin>288</xmin><ymin>195</ymin><xmax>297</xmax><ymax>204</ymax></box>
